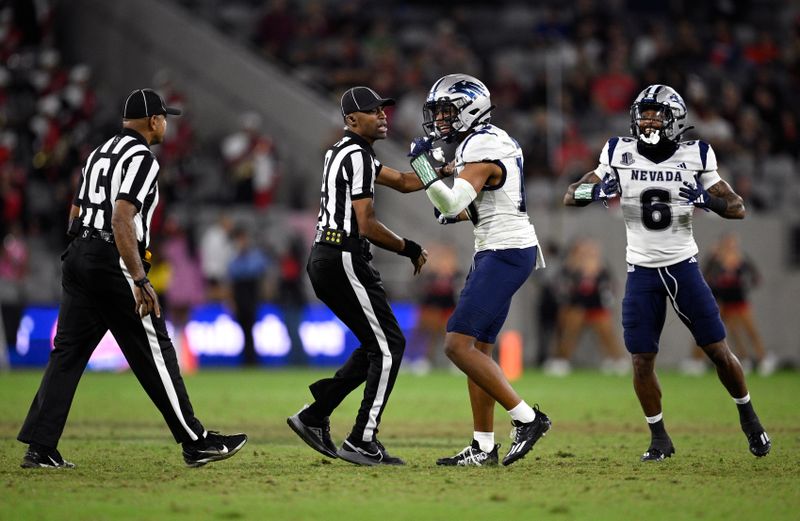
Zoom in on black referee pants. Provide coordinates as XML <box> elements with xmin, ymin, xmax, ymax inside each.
<box><xmin>18</xmin><ymin>237</ymin><xmax>205</xmax><ymax>448</ymax></box>
<box><xmin>305</xmin><ymin>243</ymin><xmax>405</xmax><ymax>443</ymax></box>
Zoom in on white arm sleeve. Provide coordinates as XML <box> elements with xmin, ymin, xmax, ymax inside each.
<box><xmin>425</xmin><ymin>177</ymin><xmax>478</xmax><ymax>218</ymax></box>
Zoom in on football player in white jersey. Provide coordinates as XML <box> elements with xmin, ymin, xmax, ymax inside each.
<box><xmin>564</xmin><ymin>84</ymin><xmax>771</xmax><ymax>461</ymax></box>
<box><xmin>409</xmin><ymin>74</ymin><xmax>550</xmax><ymax>466</ymax></box>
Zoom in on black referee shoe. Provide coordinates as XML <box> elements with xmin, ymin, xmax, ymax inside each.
<box><xmin>287</xmin><ymin>405</ymin><xmax>338</xmax><ymax>458</ymax></box>
<box><xmin>21</xmin><ymin>445</ymin><xmax>75</xmax><ymax>469</ymax></box>
<box><xmin>337</xmin><ymin>438</ymin><xmax>405</xmax><ymax>466</ymax></box>
<box><xmin>182</xmin><ymin>431</ymin><xmax>248</xmax><ymax>468</ymax></box>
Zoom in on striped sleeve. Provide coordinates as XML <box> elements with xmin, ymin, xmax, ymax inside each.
<box><xmin>698</xmin><ymin>141</ymin><xmax>718</xmax><ymax>172</ymax></box>
<box><xmin>593</xmin><ymin>138</ymin><xmax>617</xmax><ymax>177</ymax></box>
<box><xmin>349</xmin><ymin>150</ymin><xmax>375</xmax><ymax>200</ymax></box>
<box><xmin>697</xmin><ymin>141</ymin><xmax>722</xmax><ymax>188</ymax></box>
<box><xmin>116</xmin><ymin>152</ymin><xmax>159</xmax><ymax>210</ymax></box>
<box><xmin>73</xmin><ymin>148</ymin><xmax>98</xmax><ymax>205</ymax></box>
<box><xmin>598</xmin><ymin>137</ymin><xmax>619</xmax><ymax>167</ymax></box>
<box><xmin>73</xmin><ymin>164</ymin><xmax>87</xmax><ymax>206</ymax></box>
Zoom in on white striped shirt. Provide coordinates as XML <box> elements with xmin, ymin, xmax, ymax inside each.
<box><xmin>316</xmin><ymin>131</ymin><xmax>382</xmax><ymax>236</ymax></box>
<box><xmin>74</xmin><ymin>128</ymin><xmax>160</xmax><ymax>249</ymax></box>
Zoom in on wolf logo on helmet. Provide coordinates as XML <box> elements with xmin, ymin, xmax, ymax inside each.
<box><xmin>448</xmin><ymin>79</ymin><xmax>488</xmax><ymax>99</ymax></box>
<box><xmin>423</xmin><ymin>74</ymin><xmax>494</xmax><ymax>143</ymax></box>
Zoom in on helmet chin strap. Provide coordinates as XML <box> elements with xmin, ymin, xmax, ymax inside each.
<box><xmin>449</xmin><ymin>104</ymin><xmax>496</xmax><ymax>143</ymax></box>
<box><xmin>673</xmin><ymin>125</ymin><xmax>694</xmax><ymax>142</ymax></box>
<box><xmin>464</xmin><ymin>105</ymin><xmax>495</xmax><ymax>132</ymax></box>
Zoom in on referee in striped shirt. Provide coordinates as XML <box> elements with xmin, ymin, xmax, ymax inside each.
<box><xmin>18</xmin><ymin>88</ymin><xmax>247</xmax><ymax>469</ymax></box>
<box><xmin>288</xmin><ymin>86</ymin><xmax>429</xmax><ymax>466</ymax></box>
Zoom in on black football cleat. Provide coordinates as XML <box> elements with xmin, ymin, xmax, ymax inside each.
<box><xmin>641</xmin><ymin>441</ymin><xmax>675</xmax><ymax>462</ymax></box>
<box><xmin>336</xmin><ymin>438</ymin><xmax>405</xmax><ymax>466</ymax></box>
<box><xmin>436</xmin><ymin>439</ymin><xmax>499</xmax><ymax>466</ymax></box>
<box><xmin>20</xmin><ymin>445</ymin><xmax>75</xmax><ymax>469</ymax></box>
<box><xmin>182</xmin><ymin>431</ymin><xmax>248</xmax><ymax>468</ymax></box>
<box><xmin>287</xmin><ymin>405</ymin><xmax>338</xmax><ymax>458</ymax></box>
<box><xmin>743</xmin><ymin>424</ymin><xmax>771</xmax><ymax>457</ymax></box>
<box><xmin>502</xmin><ymin>406</ymin><xmax>551</xmax><ymax>466</ymax></box>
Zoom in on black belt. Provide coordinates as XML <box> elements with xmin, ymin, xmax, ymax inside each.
<box><xmin>78</xmin><ymin>227</ymin><xmax>115</xmax><ymax>244</ymax></box>
<box><xmin>314</xmin><ymin>229</ymin><xmax>371</xmax><ymax>257</ymax></box>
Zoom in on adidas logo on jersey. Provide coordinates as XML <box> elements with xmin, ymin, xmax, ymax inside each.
<box><xmin>689</xmin><ymin>256</ymin><xmax>697</xmax><ymax>263</ymax></box>
<box><xmin>677</xmin><ymin>162</ymin><xmax>687</xmax><ymax>169</ymax></box>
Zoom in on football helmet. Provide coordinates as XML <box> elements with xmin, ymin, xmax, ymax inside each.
<box><xmin>629</xmin><ymin>85</ymin><xmax>688</xmax><ymax>145</ymax></box>
<box><xmin>423</xmin><ymin>74</ymin><xmax>493</xmax><ymax>143</ymax></box>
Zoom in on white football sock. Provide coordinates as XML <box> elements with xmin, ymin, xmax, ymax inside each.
<box><xmin>473</xmin><ymin>431</ymin><xmax>495</xmax><ymax>453</ymax></box>
<box><xmin>508</xmin><ymin>401</ymin><xmax>536</xmax><ymax>423</ymax></box>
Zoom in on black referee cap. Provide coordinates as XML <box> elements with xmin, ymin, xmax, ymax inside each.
<box><xmin>340</xmin><ymin>86</ymin><xmax>395</xmax><ymax>116</ymax></box>
<box><xmin>123</xmin><ymin>88</ymin><xmax>182</xmax><ymax>119</ymax></box>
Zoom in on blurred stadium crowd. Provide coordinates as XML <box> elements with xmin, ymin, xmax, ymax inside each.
<box><xmin>190</xmin><ymin>0</ymin><xmax>800</xmax><ymax>203</ymax></box>
<box><xmin>1</xmin><ymin>0</ymin><xmax>798</xmax><ymax>369</ymax></box>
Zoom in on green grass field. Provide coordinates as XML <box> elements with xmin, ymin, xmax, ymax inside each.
<box><xmin>1</xmin><ymin>368</ymin><xmax>798</xmax><ymax>520</ymax></box>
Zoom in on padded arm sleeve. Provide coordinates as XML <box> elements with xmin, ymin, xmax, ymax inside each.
<box><xmin>426</xmin><ymin>177</ymin><xmax>478</xmax><ymax>218</ymax></box>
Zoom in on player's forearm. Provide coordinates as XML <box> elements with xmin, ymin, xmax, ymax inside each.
<box><xmin>426</xmin><ymin>178</ymin><xmax>477</xmax><ymax>216</ymax></box>
<box><xmin>398</xmin><ymin>168</ymin><xmax>452</xmax><ymax>193</ymax></box>
<box><xmin>564</xmin><ymin>171</ymin><xmax>602</xmax><ymax>207</ymax></box>
<box><xmin>112</xmin><ymin>215</ymin><xmax>147</xmax><ymax>281</ymax></box>
<box><xmin>564</xmin><ymin>181</ymin><xmax>600</xmax><ymax>207</ymax></box>
<box><xmin>707</xmin><ymin>184</ymin><xmax>745</xmax><ymax>219</ymax></box>
<box><xmin>719</xmin><ymin>194</ymin><xmax>745</xmax><ymax>219</ymax></box>
<box><xmin>563</xmin><ymin>182</ymin><xmax>583</xmax><ymax>206</ymax></box>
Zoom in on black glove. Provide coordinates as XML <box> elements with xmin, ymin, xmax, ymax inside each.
<box><xmin>434</xmin><ymin>204</ymin><xmax>479</xmax><ymax>225</ymax></box>
<box><xmin>434</xmin><ymin>207</ymin><xmax>458</xmax><ymax>225</ymax></box>
<box><xmin>465</xmin><ymin>202</ymin><xmax>479</xmax><ymax>225</ymax></box>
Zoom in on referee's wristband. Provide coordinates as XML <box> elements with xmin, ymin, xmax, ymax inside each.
<box><xmin>398</xmin><ymin>238</ymin><xmax>422</xmax><ymax>260</ymax></box>
<box><xmin>133</xmin><ymin>277</ymin><xmax>150</xmax><ymax>288</ymax></box>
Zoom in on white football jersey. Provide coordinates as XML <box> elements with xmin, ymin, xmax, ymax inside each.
<box><xmin>596</xmin><ymin>137</ymin><xmax>722</xmax><ymax>268</ymax></box>
<box><xmin>454</xmin><ymin>124</ymin><xmax>542</xmax><ymax>263</ymax></box>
